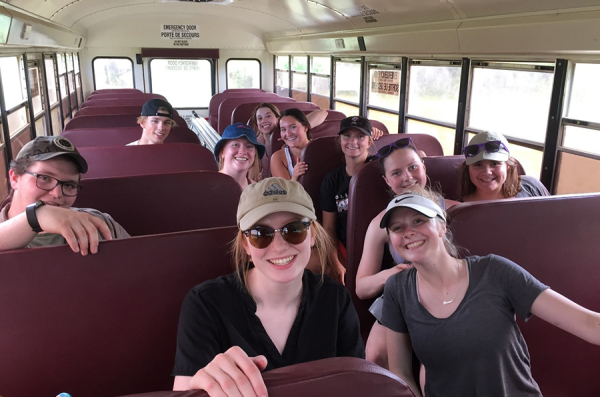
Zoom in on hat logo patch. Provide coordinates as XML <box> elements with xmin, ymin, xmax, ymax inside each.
<box><xmin>263</xmin><ymin>182</ymin><xmax>287</xmax><ymax>196</ymax></box>
<box><xmin>394</xmin><ymin>195</ymin><xmax>413</xmax><ymax>204</ymax></box>
<box><xmin>53</xmin><ymin>137</ymin><xmax>74</xmax><ymax>152</ymax></box>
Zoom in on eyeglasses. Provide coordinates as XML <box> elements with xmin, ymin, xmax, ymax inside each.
<box><xmin>463</xmin><ymin>141</ymin><xmax>509</xmax><ymax>158</ymax></box>
<box><xmin>25</xmin><ymin>171</ymin><xmax>83</xmax><ymax>197</ymax></box>
<box><xmin>376</xmin><ymin>138</ymin><xmax>415</xmax><ymax>158</ymax></box>
<box><xmin>243</xmin><ymin>221</ymin><xmax>311</xmax><ymax>249</ymax></box>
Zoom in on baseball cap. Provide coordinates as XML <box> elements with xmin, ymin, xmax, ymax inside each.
<box><xmin>237</xmin><ymin>177</ymin><xmax>316</xmax><ymax>230</ymax></box>
<box><xmin>464</xmin><ymin>131</ymin><xmax>510</xmax><ymax>166</ymax></box>
<box><xmin>380</xmin><ymin>193</ymin><xmax>446</xmax><ymax>229</ymax></box>
<box><xmin>141</xmin><ymin>98</ymin><xmax>174</xmax><ymax>119</ymax></box>
<box><xmin>16</xmin><ymin>136</ymin><xmax>88</xmax><ymax>174</ymax></box>
<box><xmin>339</xmin><ymin>116</ymin><xmax>372</xmax><ymax>136</ymax></box>
<box><xmin>214</xmin><ymin>123</ymin><xmax>266</xmax><ymax>162</ymax></box>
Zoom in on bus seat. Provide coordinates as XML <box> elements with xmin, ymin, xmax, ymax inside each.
<box><xmin>74</xmin><ymin>106</ymin><xmax>180</xmax><ymax>118</ymax></box>
<box><xmin>229</xmin><ymin>100</ymin><xmax>316</xmax><ymax>126</ymax></box>
<box><xmin>0</xmin><ymin>226</ymin><xmax>238</xmax><ymax>397</ymax></box>
<box><xmin>371</xmin><ymin>133</ymin><xmax>444</xmax><ymax>156</ymax></box>
<box><xmin>423</xmin><ymin>155</ymin><xmax>464</xmax><ymax>200</ymax></box>
<box><xmin>86</xmin><ymin>93</ymin><xmax>167</xmax><ymax>101</ymax></box>
<box><xmin>370</xmin><ymin>120</ymin><xmax>390</xmax><ymax>135</ymax></box>
<box><xmin>223</xmin><ymin>88</ymin><xmax>265</xmax><ymax>93</ymax></box>
<box><xmin>208</xmin><ymin>92</ymin><xmax>280</xmax><ymax>129</ymax></box>
<box><xmin>346</xmin><ymin>161</ymin><xmax>391</xmax><ymax>341</ymax></box>
<box><xmin>64</xmin><ymin>114</ymin><xmax>188</xmax><ymax>131</ymax></box>
<box><xmin>447</xmin><ymin>193</ymin><xmax>600</xmax><ymax>397</ymax></box>
<box><xmin>62</xmin><ymin>127</ymin><xmax>200</xmax><ymax>147</ymax></box>
<box><xmin>78</xmin><ymin>143</ymin><xmax>216</xmax><ymax>179</ymax></box>
<box><xmin>81</xmin><ymin>97</ymin><xmax>167</xmax><ymax>109</ymax></box>
<box><xmin>89</xmin><ymin>88</ymin><xmax>143</xmax><ymax>96</ymax></box>
<box><xmin>298</xmin><ymin>136</ymin><xmax>345</xmax><ymax>223</ymax></box>
<box><xmin>218</xmin><ymin>97</ymin><xmax>312</xmax><ymax>134</ymax></box>
<box><xmin>117</xmin><ymin>357</ymin><xmax>415</xmax><ymax>397</ymax></box>
<box><xmin>76</xmin><ymin>171</ymin><xmax>241</xmax><ymax>235</ymax></box>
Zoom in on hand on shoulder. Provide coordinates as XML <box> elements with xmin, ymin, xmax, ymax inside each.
<box><xmin>189</xmin><ymin>346</ymin><xmax>269</xmax><ymax>397</ymax></box>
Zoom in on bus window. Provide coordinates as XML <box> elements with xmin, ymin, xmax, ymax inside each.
<box><xmin>275</xmin><ymin>55</ymin><xmax>289</xmax><ymax>97</ymax></box>
<box><xmin>291</xmin><ymin>56</ymin><xmax>308</xmax><ymax>102</ymax></box>
<box><xmin>367</xmin><ymin>64</ymin><xmax>401</xmax><ymax>134</ymax></box>
<box><xmin>44</xmin><ymin>57</ymin><xmax>61</xmax><ymax>135</ymax></box>
<box><xmin>226</xmin><ymin>59</ymin><xmax>260</xmax><ymax>89</ymax></box>
<box><xmin>334</xmin><ymin>59</ymin><xmax>361</xmax><ymax>115</ymax></box>
<box><xmin>92</xmin><ymin>57</ymin><xmax>134</xmax><ymax>90</ymax></box>
<box><xmin>149</xmin><ymin>59</ymin><xmax>212</xmax><ymax>108</ymax></box>
<box><xmin>0</xmin><ymin>56</ymin><xmax>28</xmax><ymax>135</ymax></box>
<box><xmin>310</xmin><ymin>56</ymin><xmax>330</xmax><ymax>110</ymax></box>
<box><xmin>556</xmin><ymin>151</ymin><xmax>600</xmax><ymax>194</ymax></box>
<box><xmin>407</xmin><ymin>62</ymin><xmax>460</xmax><ymax>154</ymax></box>
<box><xmin>566</xmin><ymin>63</ymin><xmax>600</xmax><ymax>124</ymax></box>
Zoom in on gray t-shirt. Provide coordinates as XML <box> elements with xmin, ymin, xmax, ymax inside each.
<box><xmin>381</xmin><ymin>254</ymin><xmax>549</xmax><ymax>397</ymax></box>
<box><xmin>516</xmin><ymin>175</ymin><xmax>550</xmax><ymax>198</ymax></box>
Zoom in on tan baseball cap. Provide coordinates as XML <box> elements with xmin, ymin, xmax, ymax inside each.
<box><xmin>16</xmin><ymin>136</ymin><xmax>88</xmax><ymax>173</ymax></box>
<box><xmin>237</xmin><ymin>177</ymin><xmax>316</xmax><ymax>230</ymax></box>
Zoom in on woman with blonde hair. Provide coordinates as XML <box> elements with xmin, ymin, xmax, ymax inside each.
<box><xmin>172</xmin><ymin>177</ymin><xmax>364</xmax><ymax>395</ymax></box>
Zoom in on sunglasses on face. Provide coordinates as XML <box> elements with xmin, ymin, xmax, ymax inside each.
<box><xmin>243</xmin><ymin>221</ymin><xmax>312</xmax><ymax>249</ymax></box>
<box><xmin>376</xmin><ymin>138</ymin><xmax>415</xmax><ymax>158</ymax></box>
<box><xmin>463</xmin><ymin>140</ymin><xmax>510</xmax><ymax>158</ymax></box>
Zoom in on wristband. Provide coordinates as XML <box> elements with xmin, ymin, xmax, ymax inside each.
<box><xmin>25</xmin><ymin>201</ymin><xmax>45</xmax><ymax>233</ymax></box>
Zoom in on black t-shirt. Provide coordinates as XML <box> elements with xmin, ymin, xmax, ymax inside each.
<box><xmin>172</xmin><ymin>270</ymin><xmax>365</xmax><ymax>376</ymax></box>
<box><xmin>320</xmin><ymin>165</ymin><xmax>351</xmax><ymax>247</ymax></box>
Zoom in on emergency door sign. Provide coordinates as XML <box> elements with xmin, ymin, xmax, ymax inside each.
<box><xmin>161</xmin><ymin>24</ymin><xmax>200</xmax><ymax>46</ymax></box>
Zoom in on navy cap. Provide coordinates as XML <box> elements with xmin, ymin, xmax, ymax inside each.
<box><xmin>339</xmin><ymin>116</ymin><xmax>372</xmax><ymax>136</ymax></box>
<box><xmin>214</xmin><ymin>123</ymin><xmax>266</xmax><ymax>162</ymax></box>
<box><xmin>141</xmin><ymin>98</ymin><xmax>174</xmax><ymax>119</ymax></box>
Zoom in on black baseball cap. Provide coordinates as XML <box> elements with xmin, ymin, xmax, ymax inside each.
<box><xmin>16</xmin><ymin>136</ymin><xmax>88</xmax><ymax>173</ymax></box>
<box><xmin>338</xmin><ymin>116</ymin><xmax>372</xmax><ymax>136</ymax></box>
<box><xmin>141</xmin><ymin>98</ymin><xmax>174</xmax><ymax>119</ymax></box>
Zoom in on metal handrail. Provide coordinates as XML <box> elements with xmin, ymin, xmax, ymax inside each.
<box><xmin>190</xmin><ymin>111</ymin><xmax>220</xmax><ymax>153</ymax></box>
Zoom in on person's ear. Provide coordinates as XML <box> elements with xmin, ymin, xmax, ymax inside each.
<box><xmin>8</xmin><ymin>169</ymin><xmax>20</xmax><ymax>190</ymax></box>
<box><xmin>242</xmin><ymin>235</ymin><xmax>252</xmax><ymax>256</ymax></box>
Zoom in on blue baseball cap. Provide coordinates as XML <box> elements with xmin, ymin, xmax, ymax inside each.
<box><xmin>214</xmin><ymin>123</ymin><xmax>266</xmax><ymax>162</ymax></box>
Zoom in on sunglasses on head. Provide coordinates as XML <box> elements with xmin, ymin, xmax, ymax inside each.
<box><xmin>463</xmin><ymin>140</ymin><xmax>509</xmax><ymax>158</ymax></box>
<box><xmin>376</xmin><ymin>138</ymin><xmax>415</xmax><ymax>158</ymax></box>
<box><xmin>243</xmin><ymin>220</ymin><xmax>312</xmax><ymax>249</ymax></box>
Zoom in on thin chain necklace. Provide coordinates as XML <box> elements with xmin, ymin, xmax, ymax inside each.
<box><xmin>418</xmin><ymin>259</ymin><xmax>464</xmax><ymax>305</ymax></box>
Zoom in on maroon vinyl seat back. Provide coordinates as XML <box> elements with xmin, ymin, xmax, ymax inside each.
<box><xmin>88</xmin><ymin>88</ymin><xmax>143</xmax><ymax>97</ymax></box>
<box><xmin>346</xmin><ymin>161</ymin><xmax>391</xmax><ymax>340</ymax></box>
<box><xmin>297</xmin><ymin>136</ymin><xmax>346</xmax><ymax>223</ymax></box>
<box><xmin>78</xmin><ymin>144</ymin><xmax>216</xmax><ymax>179</ymax></box>
<box><xmin>74</xmin><ymin>106</ymin><xmax>180</xmax><ymax>117</ymax></box>
<box><xmin>62</xmin><ymin>127</ymin><xmax>200</xmax><ymax>147</ymax></box>
<box><xmin>371</xmin><ymin>133</ymin><xmax>444</xmax><ymax>156</ymax></box>
<box><xmin>447</xmin><ymin>194</ymin><xmax>600</xmax><ymax>397</ymax></box>
<box><xmin>219</xmin><ymin>98</ymin><xmax>314</xmax><ymax>134</ymax></box>
<box><xmin>81</xmin><ymin>97</ymin><xmax>164</xmax><ymax>108</ymax></box>
<box><xmin>119</xmin><ymin>357</ymin><xmax>415</xmax><ymax>397</ymax></box>
<box><xmin>0</xmin><ymin>226</ymin><xmax>238</xmax><ymax>397</ymax></box>
<box><xmin>208</xmin><ymin>92</ymin><xmax>280</xmax><ymax>129</ymax></box>
<box><xmin>423</xmin><ymin>155</ymin><xmax>464</xmax><ymax>200</ymax></box>
<box><xmin>76</xmin><ymin>171</ymin><xmax>241</xmax><ymax>235</ymax></box>
<box><xmin>85</xmin><ymin>93</ymin><xmax>167</xmax><ymax>101</ymax></box>
<box><xmin>64</xmin><ymin>114</ymin><xmax>188</xmax><ymax>131</ymax></box>
<box><xmin>229</xmin><ymin>100</ymin><xmax>311</xmax><ymax>126</ymax></box>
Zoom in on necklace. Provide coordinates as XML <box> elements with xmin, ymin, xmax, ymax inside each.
<box><xmin>418</xmin><ymin>259</ymin><xmax>464</xmax><ymax>305</ymax></box>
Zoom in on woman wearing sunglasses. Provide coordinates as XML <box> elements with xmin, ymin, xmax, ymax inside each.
<box><xmin>380</xmin><ymin>190</ymin><xmax>600</xmax><ymax>397</ymax></box>
<box><xmin>172</xmin><ymin>177</ymin><xmax>365</xmax><ymax>395</ymax></box>
<box><xmin>460</xmin><ymin>131</ymin><xmax>549</xmax><ymax>201</ymax></box>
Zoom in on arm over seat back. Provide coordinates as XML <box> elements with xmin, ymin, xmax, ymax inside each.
<box><xmin>79</xmin><ymin>143</ymin><xmax>216</xmax><ymax>179</ymax></box>
<box><xmin>345</xmin><ymin>161</ymin><xmax>391</xmax><ymax>341</ymax></box>
<box><xmin>62</xmin><ymin>127</ymin><xmax>200</xmax><ymax>147</ymax></box>
<box><xmin>297</xmin><ymin>136</ymin><xmax>346</xmax><ymax>223</ymax></box>
<box><xmin>119</xmin><ymin>357</ymin><xmax>415</xmax><ymax>397</ymax></box>
<box><xmin>0</xmin><ymin>226</ymin><xmax>238</xmax><ymax>397</ymax></box>
<box><xmin>447</xmin><ymin>194</ymin><xmax>600</xmax><ymax>397</ymax></box>
<box><xmin>64</xmin><ymin>114</ymin><xmax>188</xmax><ymax>131</ymax></box>
<box><xmin>76</xmin><ymin>171</ymin><xmax>241</xmax><ymax>235</ymax></box>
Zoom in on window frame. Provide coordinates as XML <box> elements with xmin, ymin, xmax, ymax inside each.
<box><xmin>225</xmin><ymin>58</ymin><xmax>262</xmax><ymax>90</ymax></box>
<box><xmin>91</xmin><ymin>56</ymin><xmax>136</xmax><ymax>91</ymax></box>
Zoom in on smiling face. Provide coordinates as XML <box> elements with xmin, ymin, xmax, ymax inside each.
<box><xmin>382</xmin><ymin>148</ymin><xmax>427</xmax><ymax>195</ymax></box>
<box><xmin>9</xmin><ymin>157</ymin><xmax>79</xmax><ymax>212</ymax></box>
<box><xmin>468</xmin><ymin>160</ymin><xmax>507</xmax><ymax>196</ymax></box>
<box><xmin>139</xmin><ymin>116</ymin><xmax>174</xmax><ymax>145</ymax></box>
<box><xmin>220</xmin><ymin>138</ymin><xmax>257</xmax><ymax>173</ymax></box>
<box><xmin>387</xmin><ymin>207</ymin><xmax>446</xmax><ymax>264</ymax></box>
<box><xmin>255</xmin><ymin>107</ymin><xmax>278</xmax><ymax>136</ymax></box>
<box><xmin>279</xmin><ymin>116</ymin><xmax>310</xmax><ymax>149</ymax></box>
<box><xmin>340</xmin><ymin>128</ymin><xmax>372</xmax><ymax>159</ymax></box>
<box><xmin>243</xmin><ymin>212</ymin><xmax>315</xmax><ymax>286</ymax></box>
